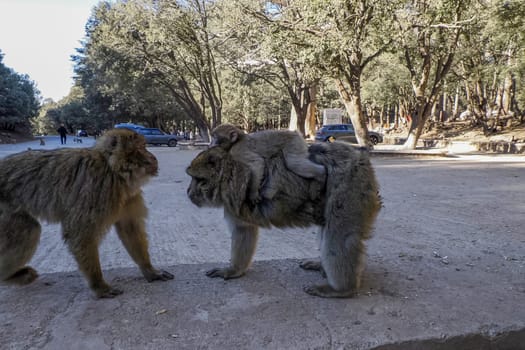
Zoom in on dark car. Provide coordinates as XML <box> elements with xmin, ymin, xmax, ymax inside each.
<box><xmin>114</xmin><ymin>123</ymin><xmax>145</xmax><ymax>131</ymax></box>
<box><xmin>114</xmin><ymin>124</ymin><xmax>178</xmax><ymax>147</ymax></box>
<box><xmin>77</xmin><ymin>129</ymin><xmax>88</xmax><ymax>137</ymax></box>
<box><xmin>137</xmin><ymin>128</ymin><xmax>179</xmax><ymax>147</ymax></box>
<box><xmin>315</xmin><ymin>124</ymin><xmax>383</xmax><ymax>145</ymax></box>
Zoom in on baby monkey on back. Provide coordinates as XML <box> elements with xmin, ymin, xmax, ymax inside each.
<box><xmin>211</xmin><ymin>124</ymin><xmax>326</xmax><ymax>202</ymax></box>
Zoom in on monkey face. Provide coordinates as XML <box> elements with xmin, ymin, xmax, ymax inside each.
<box><xmin>210</xmin><ymin>124</ymin><xmax>242</xmax><ymax>151</ymax></box>
<box><xmin>186</xmin><ymin>148</ymin><xmax>227</xmax><ymax>207</ymax></box>
<box><xmin>96</xmin><ymin>129</ymin><xmax>159</xmax><ymax>190</ymax></box>
<box><xmin>129</xmin><ymin>134</ymin><xmax>159</xmax><ymax>176</ymax></box>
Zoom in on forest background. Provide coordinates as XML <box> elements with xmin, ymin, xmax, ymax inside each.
<box><xmin>1</xmin><ymin>0</ymin><xmax>524</xmax><ymax>149</ymax></box>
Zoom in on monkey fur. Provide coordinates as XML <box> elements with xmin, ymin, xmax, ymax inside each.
<box><xmin>0</xmin><ymin>128</ymin><xmax>174</xmax><ymax>298</ymax></box>
<box><xmin>186</xmin><ymin>141</ymin><xmax>381</xmax><ymax>298</ymax></box>
<box><xmin>210</xmin><ymin>124</ymin><xmax>326</xmax><ymax>202</ymax></box>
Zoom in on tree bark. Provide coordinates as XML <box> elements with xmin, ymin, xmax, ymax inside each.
<box><xmin>305</xmin><ymin>84</ymin><xmax>318</xmax><ymax>140</ymax></box>
<box><xmin>335</xmin><ymin>78</ymin><xmax>371</xmax><ymax>148</ymax></box>
<box><xmin>289</xmin><ymin>108</ymin><xmax>297</xmax><ymax>131</ymax></box>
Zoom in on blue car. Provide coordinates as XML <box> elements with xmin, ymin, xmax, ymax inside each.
<box><xmin>114</xmin><ymin>124</ymin><xmax>179</xmax><ymax>147</ymax></box>
<box><xmin>315</xmin><ymin>124</ymin><xmax>383</xmax><ymax>145</ymax></box>
<box><xmin>76</xmin><ymin>129</ymin><xmax>88</xmax><ymax>137</ymax></box>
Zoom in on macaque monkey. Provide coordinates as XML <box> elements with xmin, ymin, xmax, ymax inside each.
<box><xmin>0</xmin><ymin>128</ymin><xmax>173</xmax><ymax>298</ymax></box>
<box><xmin>186</xmin><ymin>141</ymin><xmax>381</xmax><ymax>298</ymax></box>
<box><xmin>210</xmin><ymin>124</ymin><xmax>326</xmax><ymax>203</ymax></box>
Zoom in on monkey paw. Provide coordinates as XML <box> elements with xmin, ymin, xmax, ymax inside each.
<box><xmin>95</xmin><ymin>286</ymin><xmax>124</xmax><ymax>299</ymax></box>
<box><xmin>144</xmin><ymin>269</ymin><xmax>174</xmax><ymax>282</ymax></box>
<box><xmin>205</xmin><ymin>267</ymin><xmax>244</xmax><ymax>280</ymax></box>
<box><xmin>299</xmin><ymin>260</ymin><xmax>322</xmax><ymax>271</ymax></box>
<box><xmin>299</xmin><ymin>260</ymin><xmax>327</xmax><ymax>277</ymax></box>
<box><xmin>304</xmin><ymin>284</ymin><xmax>356</xmax><ymax>298</ymax></box>
<box><xmin>7</xmin><ymin>266</ymin><xmax>39</xmax><ymax>285</ymax></box>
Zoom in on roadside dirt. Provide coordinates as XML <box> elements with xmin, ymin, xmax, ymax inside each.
<box><xmin>389</xmin><ymin>121</ymin><xmax>525</xmax><ymax>143</ymax></box>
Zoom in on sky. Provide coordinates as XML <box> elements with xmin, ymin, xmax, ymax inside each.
<box><xmin>0</xmin><ymin>0</ymin><xmax>102</xmax><ymax>102</ymax></box>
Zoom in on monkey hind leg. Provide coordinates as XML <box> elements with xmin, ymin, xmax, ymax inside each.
<box><xmin>4</xmin><ymin>267</ymin><xmax>39</xmax><ymax>285</ymax></box>
<box><xmin>284</xmin><ymin>154</ymin><xmax>326</xmax><ymax>182</ymax></box>
<box><xmin>0</xmin><ymin>210</ymin><xmax>41</xmax><ymax>285</ymax></box>
<box><xmin>304</xmin><ymin>228</ymin><xmax>365</xmax><ymax>298</ymax></box>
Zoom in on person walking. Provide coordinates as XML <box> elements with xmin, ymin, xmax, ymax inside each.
<box><xmin>57</xmin><ymin>124</ymin><xmax>67</xmax><ymax>145</ymax></box>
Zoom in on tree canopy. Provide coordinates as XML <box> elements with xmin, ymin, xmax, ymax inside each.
<box><xmin>0</xmin><ymin>50</ymin><xmax>40</xmax><ymax>132</ymax></box>
<box><xmin>3</xmin><ymin>0</ymin><xmax>524</xmax><ymax>148</ymax></box>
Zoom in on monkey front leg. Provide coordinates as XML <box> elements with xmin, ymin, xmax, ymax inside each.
<box><xmin>115</xmin><ymin>195</ymin><xmax>174</xmax><ymax>283</ymax></box>
<box><xmin>66</xmin><ymin>235</ymin><xmax>123</xmax><ymax>298</ymax></box>
<box><xmin>206</xmin><ymin>212</ymin><xmax>259</xmax><ymax>279</ymax></box>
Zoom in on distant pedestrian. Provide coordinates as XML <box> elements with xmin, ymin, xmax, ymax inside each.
<box><xmin>57</xmin><ymin>124</ymin><xmax>67</xmax><ymax>145</ymax></box>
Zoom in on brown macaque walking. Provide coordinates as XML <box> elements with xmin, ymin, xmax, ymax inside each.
<box><xmin>187</xmin><ymin>141</ymin><xmax>381</xmax><ymax>298</ymax></box>
<box><xmin>0</xmin><ymin>129</ymin><xmax>173</xmax><ymax>298</ymax></box>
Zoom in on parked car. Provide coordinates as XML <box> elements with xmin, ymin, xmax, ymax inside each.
<box><xmin>315</xmin><ymin>124</ymin><xmax>383</xmax><ymax>145</ymax></box>
<box><xmin>114</xmin><ymin>123</ymin><xmax>145</xmax><ymax>131</ymax></box>
<box><xmin>76</xmin><ymin>129</ymin><xmax>88</xmax><ymax>137</ymax></box>
<box><xmin>114</xmin><ymin>124</ymin><xmax>179</xmax><ymax>147</ymax></box>
<box><xmin>137</xmin><ymin>128</ymin><xmax>179</xmax><ymax>147</ymax></box>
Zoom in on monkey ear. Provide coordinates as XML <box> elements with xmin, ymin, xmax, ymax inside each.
<box><xmin>96</xmin><ymin>133</ymin><xmax>119</xmax><ymax>151</ymax></box>
<box><xmin>230</xmin><ymin>130</ymin><xmax>238</xmax><ymax>143</ymax></box>
<box><xmin>110</xmin><ymin>135</ymin><xmax>119</xmax><ymax>148</ymax></box>
<box><xmin>207</xmin><ymin>154</ymin><xmax>217</xmax><ymax>167</ymax></box>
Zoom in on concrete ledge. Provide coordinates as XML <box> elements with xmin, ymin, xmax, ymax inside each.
<box><xmin>2</xmin><ymin>258</ymin><xmax>523</xmax><ymax>349</ymax></box>
<box><xmin>382</xmin><ymin>137</ymin><xmax>525</xmax><ymax>154</ymax></box>
<box><xmin>473</xmin><ymin>141</ymin><xmax>525</xmax><ymax>154</ymax></box>
<box><xmin>373</xmin><ymin>329</ymin><xmax>525</xmax><ymax>350</ymax></box>
<box><xmin>177</xmin><ymin>142</ymin><xmax>209</xmax><ymax>150</ymax></box>
<box><xmin>371</xmin><ymin>148</ymin><xmax>451</xmax><ymax>158</ymax></box>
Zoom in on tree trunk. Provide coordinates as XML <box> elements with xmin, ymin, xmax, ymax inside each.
<box><xmin>394</xmin><ymin>104</ymin><xmax>399</xmax><ymax>129</ymax></box>
<box><xmin>502</xmin><ymin>71</ymin><xmax>513</xmax><ymax>114</ymax></box>
<box><xmin>405</xmin><ymin>98</ymin><xmax>435</xmax><ymax>149</ymax></box>
<box><xmin>280</xmin><ymin>61</ymin><xmax>309</xmax><ymax>136</ymax></box>
<box><xmin>335</xmin><ymin>78</ymin><xmax>371</xmax><ymax>148</ymax></box>
<box><xmin>453</xmin><ymin>85</ymin><xmax>459</xmax><ymax>119</ymax></box>
<box><xmin>443</xmin><ymin>81</ymin><xmax>448</xmax><ymax>120</ymax></box>
<box><xmin>305</xmin><ymin>84</ymin><xmax>318</xmax><ymax>140</ymax></box>
<box><xmin>288</xmin><ymin>90</ymin><xmax>309</xmax><ymax>136</ymax></box>
<box><xmin>289</xmin><ymin>108</ymin><xmax>297</xmax><ymax>131</ymax></box>
<box><xmin>293</xmin><ymin>89</ymin><xmax>308</xmax><ymax>136</ymax></box>
<box><xmin>379</xmin><ymin>105</ymin><xmax>384</xmax><ymax>129</ymax></box>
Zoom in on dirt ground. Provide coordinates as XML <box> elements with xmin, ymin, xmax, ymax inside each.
<box><xmin>393</xmin><ymin>121</ymin><xmax>525</xmax><ymax>143</ymax></box>
<box><xmin>0</xmin><ymin>137</ymin><xmax>524</xmax><ymax>349</ymax></box>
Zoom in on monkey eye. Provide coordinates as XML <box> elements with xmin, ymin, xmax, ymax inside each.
<box><xmin>207</xmin><ymin>155</ymin><xmax>219</xmax><ymax>167</ymax></box>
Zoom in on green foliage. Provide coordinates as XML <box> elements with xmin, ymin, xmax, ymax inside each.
<box><xmin>450</xmin><ymin>0</ymin><xmax>525</xmax><ymax>121</ymax></box>
<box><xmin>71</xmin><ymin>0</ymin><xmax>226</xmax><ymax>140</ymax></box>
<box><xmin>31</xmin><ymin>99</ymin><xmax>59</xmax><ymax>135</ymax></box>
<box><xmin>221</xmin><ymin>69</ymin><xmax>291</xmax><ymax>130</ymax></box>
<box><xmin>214</xmin><ymin>0</ymin><xmax>322</xmax><ymax>134</ymax></box>
<box><xmin>0</xmin><ymin>50</ymin><xmax>40</xmax><ymax>131</ymax></box>
<box><xmin>53</xmin><ymin>0</ymin><xmax>524</xmax><ymax>140</ymax></box>
<box><xmin>362</xmin><ymin>54</ymin><xmax>412</xmax><ymax>107</ymax></box>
